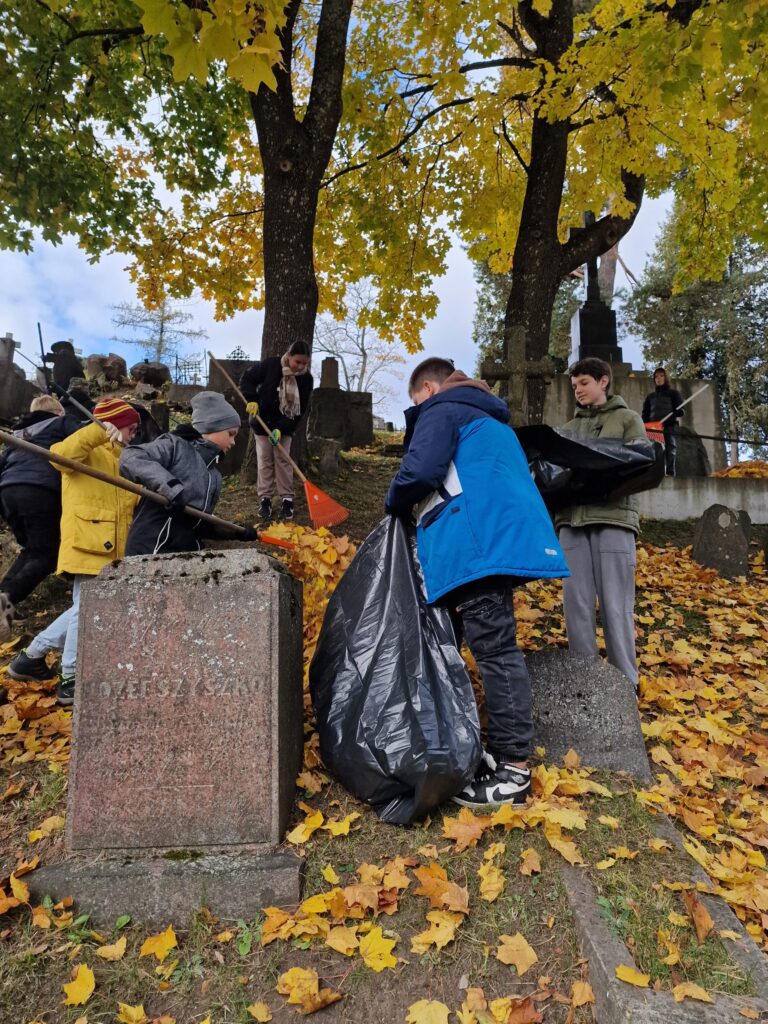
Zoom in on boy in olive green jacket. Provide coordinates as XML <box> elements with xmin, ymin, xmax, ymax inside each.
<box><xmin>556</xmin><ymin>358</ymin><xmax>646</xmax><ymax>690</ymax></box>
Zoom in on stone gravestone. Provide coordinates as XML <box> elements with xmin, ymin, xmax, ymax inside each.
<box><xmin>320</xmin><ymin>357</ymin><xmax>340</xmax><ymax>389</ymax></box>
<box><xmin>528</xmin><ymin>649</ymin><xmax>651</xmax><ymax>782</ymax></box>
<box><xmin>30</xmin><ymin>549</ymin><xmax>304</xmax><ymax>926</ymax></box>
<box><xmin>692</xmin><ymin>503</ymin><xmax>751</xmax><ymax>579</ymax></box>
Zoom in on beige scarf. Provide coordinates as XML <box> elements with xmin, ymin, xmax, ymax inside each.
<box><xmin>278</xmin><ymin>352</ymin><xmax>304</xmax><ymax>418</ymax></box>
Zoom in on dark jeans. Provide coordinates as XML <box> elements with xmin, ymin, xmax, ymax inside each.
<box><xmin>445</xmin><ymin>576</ymin><xmax>533</xmax><ymax>762</ymax></box>
<box><xmin>0</xmin><ymin>485</ymin><xmax>61</xmax><ymax>605</ymax></box>
<box><xmin>663</xmin><ymin>428</ymin><xmax>677</xmax><ymax>476</ymax></box>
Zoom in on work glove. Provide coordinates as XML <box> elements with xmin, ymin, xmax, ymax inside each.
<box><xmin>241</xmin><ymin>525</ymin><xmax>258</xmax><ymax>542</ymax></box>
<box><xmin>103</xmin><ymin>421</ymin><xmax>122</xmax><ymax>444</ymax></box>
<box><xmin>269</xmin><ymin>429</ymin><xmax>281</xmax><ymax>447</ymax></box>
<box><xmin>246</xmin><ymin>401</ymin><xmax>259</xmax><ymax>417</ymax></box>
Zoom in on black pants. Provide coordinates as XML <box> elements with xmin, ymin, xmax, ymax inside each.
<box><xmin>663</xmin><ymin>428</ymin><xmax>677</xmax><ymax>476</ymax></box>
<box><xmin>0</xmin><ymin>485</ymin><xmax>61</xmax><ymax>605</ymax></box>
<box><xmin>445</xmin><ymin>577</ymin><xmax>533</xmax><ymax>762</ymax></box>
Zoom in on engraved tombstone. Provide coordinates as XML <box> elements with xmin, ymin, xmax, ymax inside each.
<box><xmin>30</xmin><ymin>549</ymin><xmax>304</xmax><ymax>925</ymax></box>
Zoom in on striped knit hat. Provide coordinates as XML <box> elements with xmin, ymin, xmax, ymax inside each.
<box><xmin>93</xmin><ymin>397</ymin><xmax>141</xmax><ymax>430</ymax></box>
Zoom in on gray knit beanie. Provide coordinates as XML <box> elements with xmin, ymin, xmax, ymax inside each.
<box><xmin>191</xmin><ymin>391</ymin><xmax>240</xmax><ymax>433</ymax></box>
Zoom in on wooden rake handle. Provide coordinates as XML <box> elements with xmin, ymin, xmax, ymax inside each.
<box><xmin>207</xmin><ymin>351</ymin><xmax>307</xmax><ymax>483</ymax></box>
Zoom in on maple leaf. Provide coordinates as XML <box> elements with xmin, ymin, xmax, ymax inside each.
<box><xmin>672</xmin><ymin>981</ymin><xmax>713</xmax><ymax>1003</ymax></box>
<box><xmin>682</xmin><ymin>890</ymin><xmax>715</xmax><ymax>943</ymax></box>
<box><xmin>298</xmin><ymin>987</ymin><xmax>343</xmax><ymax>1015</ymax></box>
<box><xmin>413</xmin><ymin>862</ymin><xmax>469</xmax><ymax>914</ymax></box>
<box><xmin>571</xmin><ymin>980</ymin><xmax>595</xmax><ymax>1006</ymax></box>
<box><xmin>495</xmin><ymin>933</ymin><xmax>538</xmax><ymax>976</ymax></box>
<box><xmin>410</xmin><ymin>910</ymin><xmax>463</xmax><ymax>953</ymax></box>
<box><xmin>506</xmin><ymin>998</ymin><xmax>544</xmax><ymax>1024</ymax></box>
<box><xmin>276</xmin><ymin>966</ymin><xmax>320</xmax><ymax>1004</ymax></box>
<box><xmin>9</xmin><ymin>872</ymin><xmax>29</xmax><ymax>904</ymax></box>
<box><xmin>615</xmin><ymin>964</ymin><xmax>650</xmax><ymax>987</ymax></box>
<box><xmin>286</xmin><ymin>809</ymin><xmax>324</xmax><ymax>845</ymax></box>
<box><xmin>543</xmin><ymin>824</ymin><xmax>584</xmax><ymax>866</ymax></box>
<box><xmin>358</xmin><ymin>925</ymin><xmax>397</xmax><ymax>971</ymax></box>
<box><xmin>478</xmin><ymin>860</ymin><xmax>505</xmax><ymax>902</ymax></box>
<box><xmin>442</xmin><ymin>807</ymin><xmax>492</xmax><ymax>851</ymax></box>
<box><xmin>321</xmin><ymin>864</ymin><xmax>340</xmax><ymax>884</ymax></box>
<box><xmin>62</xmin><ymin>964</ymin><xmax>95</xmax><ymax>1006</ymax></box>
<box><xmin>247</xmin><ymin>1004</ymin><xmax>273</xmax><ymax>1022</ymax></box>
<box><xmin>139</xmin><ymin>924</ymin><xmax>177</xmax><ymax>962</ymax></box>
<box><xmin>406</xmin><ymin>999</ymin><xmax>451</xmax><ymax>1024</ymax></box>
<box><xmin>325</xmin><ymin>925</ymin><xmax>359</xmax><ymax>956</ymax></box>
<box><xmin>95</xmin><ymin>935</ymin><xmax>127</xmax><ymax>961</ymax></box>
<box><xmin>519</xmin><ymin>848</ymin><xmax>541</xmax><ymax>876</ymax></box>
<box><xmin>321</xmin><ymin>811</ymin><xmax>360</xmax><ymax>836</ymax></box>
<box><xmin>117</xmin><ymin>1004</ymin><xmax>149</xmax><ymax>1024</ymax></box>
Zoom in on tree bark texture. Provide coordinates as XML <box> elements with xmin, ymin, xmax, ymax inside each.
<box><xmin>250</xmin><ymin>0</ymin><xmax>353</xmax><ymax>360</ymax></box>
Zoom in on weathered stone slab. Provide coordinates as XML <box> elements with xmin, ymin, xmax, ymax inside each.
<box><xmin>561</xmin><ymin>817</ymin><xmax>768</xmax><ymax>1023</ymax></box>
<box><xmin>28</xmin><ymin>853</ymin><xmax>302</xmax><ymax>929</ymax></box>
<box><xmin>692</xmin><ymin>503</ymin><xmax>751</xmax><ymax>578</ymax></box>
<box><xmin>68</xmin><ymin>549</ymin><xmax>304</xmax><ymax>853</ymax></box>
<box><xmin>528</xmin><ymin>649</ymin><xmax>651</xmax><ymax>782</ymax></box>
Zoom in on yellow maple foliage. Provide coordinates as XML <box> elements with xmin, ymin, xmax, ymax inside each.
<box><xmin>495</xmin><ymin>933</ymin><xmax>538</xmax><ymax>976</ymax></box>
<box><xmin>405</xmin><ymin>1000</ymin><xmax>451</xmax><ymax>1024</ymax></box>
<box><xmin>116</xmin><ymin>1004</ymin><xmax>149</xmax><ymax>1024</ymax></box>
<box><xmin>139</xmin><ymin>925</ymin><xmax>177</xmax><ymax>963</ymax></box>
<box><xmin>62</xmin><ymin>964</ymin><xmax>95</xmax><ymax>1006</ymax></box>
<box><xmin>358</xmin><ymin>925</ymin><xmax>397</xmax><ymax>971</ymax></box>
<box><xmin>615</xmin><ymin>964</ymin><xmax>650</xmax><ymax>987</ymax></box>
<box><xmin>410</xmin><ymin>910</ymin><xmax>463</xmax><ymax>954</ymax></box>
<box><xmin>672</xmin><ymin>981</ymin><xmax>713</xmax><ymax>1003</ymax></box>
<box><xmin>571</xmin><ymin>980</ymin><xmax>595</xmax><ymax>1006</ymax></box>
<box><xmin>95</xmin><ymin>935</ymin><xmax>127</xmax><ymax>961</ymax></box>
<box><xmin>246</xmin><ymin>1004</ymin><xmax>272</xmax><ymax>1022</ymax></box>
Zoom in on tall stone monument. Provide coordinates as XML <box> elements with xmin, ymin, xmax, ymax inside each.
<box><xmin>30</xmin><ymin>549</ymin><xmax>304</xmax><ymax>926</ymax></box>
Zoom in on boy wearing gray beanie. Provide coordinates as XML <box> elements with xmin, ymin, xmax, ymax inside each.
<box><xmin>120</xmin><ymin>391</ymin><xmax>257</xmax><ymax>554</ymax></box>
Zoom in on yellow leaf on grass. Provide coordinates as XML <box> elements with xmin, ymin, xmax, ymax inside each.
<box><xmin>596</xmin><ymin>858</ymin><xmax>616</xmax><ymax>870</ymax></box>
<box><xmin>478</xmin><ymin>860</ymin><xmax>505</xmax><ymax>902</ymax></box>
<box><xmin>325</xmin><ymin>925</ymin><xmax>359</xmax><ymax>956</ymax></box>
<box><xmin>608</xmin><ymin>846</ymin><xmax>638</xmax><ymax>860</ymax></box>
<box><xmin>321</xmin><ymin>864</ymin><xmax>340</xmax><ymax>884</ymax></box>
<box><xmin>286</xmin><ymin>810</ymin><xmax>324</xmax><ymax>845</ymax></box>
<box><xmin>668</xmin><ymin>911</ymin><xmax>690</xmax><ymax>927</ymax></box>
<box><xmin>410</xmin><ymin>911</ymin><xmax>463</xmax><ymax>954</ymax></box>
<box><xmin>442</xmin><ymin>806</ymin><xmax>492</xmax><ymax>851</ymax></box>
<box><xmin>739</xmin><ymin>1008</ymin><xmax>760</xmax><ymax>1019</ymax></box>
<box><xmin>9</xmin><ymin>872</ymin><xmax>29</xmax><ymax>903</ymax></box>
<box><xmin>276</xmin><ymin>966</ymin><xmax>319</xmax><ymax>1005</ymax></box>
<box><xmin>247</xmin><ymin>1003</ymin><xmax>273</xmax><ymax>1021</ymax></box>
<box><xmin>543</xmin><ymin>824</ymin><xmax>584</xmax><ymax>866</ymax></box>
<box><xmin>519</xmin><ymin>849</ymin><xmax>541</xmax><ymax>876</ymax></box>
<box><xmin>139</xmin><ymin>924</ymin><xmax>177</xmax><ymax>962</ymax></box>
<box><xmin>719</xmin><ymin>929</ymin><xmax>742</xmax><ymax>940</ymax></box>
<box><xmin>571</xmin><ymin>980</ymin><xmax>595</xmax><ymax>1006</ymax></box>
<box><xmin>648</xmin><ymin>838</ymin><xmax>673</xmax><ymax>853</ymax></box>
<box><xmin>495</xmin><ymin>933</ymin><xmax>538</xmax><ymax>976</ymax></box>
<box><xmin>297</xmin><ymin>987</ymin><xmax>342</xmax><ymax>1015</ymax></box>
<box><xmin>95</xmin><ymin>935</ymin><xmax>127</xmax><ymax>961</ymax></box>
<box><xmin>598</xmin><ymin>815</ymin><xmax>620</xmax><ymax>830</ymax></box>
<box><xmin>214</xmin><ymin>930</ymin><xmax>234</xmax><ymax>942</ymax></box>
<box><xmin>62</xmin><ymin>964</ymin><xmax>95</xmax><ymax>1006</ymax></box>
<box><xmin>682</xmin><ymin>890</ymin><xmax>714</xmax><ymax>943</ymax></box>
<box><xmin>116</xmin><ymin>1004</ymin><xmax>149</xmax><ymax>1024</ymax></box>
<box><xmin>406</xmin><ymin>999</ymin><xmax>451</xmax><ymax>1024</ymax></box>
<box><xmin>413</xmin><ymin>862</ymin><xmax>469</xmax><ymax>914</ymax></box>
<box><xmin>29</xmin><ymin>814</ymin><xmax>65</xmax><ymax>843</ymax></box>
<box><xmin>359</xmin><ymin>925</ymin><xmax>397</xmax><ymax>971</ymax></box>
<box><xmin>672</xmin><ymin>982</ymin><xmax>713</xmax><ymax>1003</ymax></box>
<box><xmin>321</xmin><ymin>812</ymin><xmax>360</xmax><ymax>836</ymax></box>
<box><xmin>615</xmin><ymin>964</ymin><xmax>650</xmax><ymax>987</ymax></box>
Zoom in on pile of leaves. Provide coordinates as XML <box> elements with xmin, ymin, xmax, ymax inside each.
<box><xmin>712</xmin><ymin>461</ymin><xmax>768</xmax><ymax>478</ymax></box>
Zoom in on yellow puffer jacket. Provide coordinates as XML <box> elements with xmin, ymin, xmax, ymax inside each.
<box><xmin>50</xmin><ymin>422</ymin><xmax>138</xmax><ymax>575</ymax></box>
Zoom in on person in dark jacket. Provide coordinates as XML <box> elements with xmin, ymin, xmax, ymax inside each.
<box><xmin>120</xmin><ymin>391</ymin><xmax>257</xmax><ymax>555</ymax></box>
<box><xmin>43</xmin><ymin>341</ymin><xmax>84</xmax><ymax>391</ymax></box>
<box><xmin>0</xmin><ymin>395</ymin><xmax>84</xmax><ymax>637</ymax></box>
<box><xmin>240</xmin><ymin>341</ymin><xmax>313</xmax><ymax>522</ymax></box>
<box><xmin>641</xmin><ymin>367</ymin><xmax>683</xmax><ymax>476</ymax></box>
<box><xmin>385</xmin><ymin>358</ymin><xmax>569</xmax><ymax>809</ymax></box>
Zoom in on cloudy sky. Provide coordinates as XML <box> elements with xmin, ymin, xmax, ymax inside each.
<box><xmin>0</xmin><ymin>194</ymin><xmax>672</xmax><ymax>426</ymax></box>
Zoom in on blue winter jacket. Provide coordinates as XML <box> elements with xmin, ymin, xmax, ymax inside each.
<box><xmin>385</xmin><ymin>380</ymin><xmax>569</xmax><ymax>603</ymax></box>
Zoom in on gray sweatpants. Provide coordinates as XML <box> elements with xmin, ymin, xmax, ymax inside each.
<box><xmin>558</xmin><ymin>525</ymin><xmax>638</xmax><ymax>688</ymax></box>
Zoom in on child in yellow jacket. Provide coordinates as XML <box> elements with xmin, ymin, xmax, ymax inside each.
<box><xmin>8</xmin><ymin>398</ymin><xmax>140</xmax><ymax>706</ymax></box>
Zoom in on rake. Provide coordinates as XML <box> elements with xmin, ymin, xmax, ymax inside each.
<box><xmin>208</xmin><ymin>351</ymin><xmax>350</xmax><ymax>529</ymax></box>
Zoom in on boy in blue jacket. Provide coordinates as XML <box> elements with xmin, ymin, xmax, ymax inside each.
<box><xmin>386</xmin><ymin>358</ymin><xmax>569</xmax><ymax>808</ymax></box>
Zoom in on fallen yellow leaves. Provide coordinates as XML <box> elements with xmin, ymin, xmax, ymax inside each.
<box><xmin>411</xmin><ymin>910</ymin><xmax>463</xmax><ymax>954</ymax></box>
<box><xmin>615</xmin><ymin>963</ymin><xmax>650</xmax><ymax>987</ymax></box>
<box><xmin>359</xmin><ymin>925</ymin><xmax>397</xmax><ymax>971</ymax></box>
<box><xmin>139</xmin><ymin>925</ymin><xmax>177</xmax><ymax>963</ymax></box>
<box><xmin>672</xmin><ymin>981</ymin><xmax>713</xmax><ymax>1003</ymax></box>
<box><xmin>63</xmin><ymin>963</ymin><xmax>95</xmax><ymax>1006</ymax></box>
<box><xmin>414</xmin><ymin>862</ymin><xmax>469</xmax><ymax>914</ymax></box>
<box><xmin>495</xmin><ymin>933</ymin><xmax>538</xmax><ymax>976</ymax></box>
<box><xmin>95</xmin><ymin>935</ymin><xmax>127</xmax><ymax>961</ymax></box>
<box><xmin>116</xmin><ymin>1004</ymin><xmax>149</xmax><ymax>1024</ymax></box>
<box><xmin>247</xmin><ymin>1003</ymin><xmax>273</xmax><ymax>1021</ymax></box>
<box><xmin>276</xmin><ymin>966</ymin><xmax>342</xmax><ymax>1013</ymax></box>
<box><xmin>406</xmin><ymin>999</ymin><xmax>451</xmax><ymax>1024</ymax></box>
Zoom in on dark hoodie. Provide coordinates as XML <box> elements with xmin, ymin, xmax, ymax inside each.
<box><xmin>120</xmin><ymin>423</ymin><xmax>227</xmax><ymax>555</ymax></box>
<box><xmin>0</xmin><ymin>409</ymin><xmax>84</xmax><ymax>492</ymax></box>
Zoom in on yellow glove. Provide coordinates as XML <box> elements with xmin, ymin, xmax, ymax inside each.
<box><xmin>246</xmin><ymin>401</ymin><xmax>259</xmax><ymax>417</ymax></box>
<box><xmin>269</xmin><ymin>429</ymin><xmax>281</xmax><ymax>447</ymax></box>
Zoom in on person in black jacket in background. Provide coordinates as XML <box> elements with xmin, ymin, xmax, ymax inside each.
<box><xmin>641</xmin><ymin>367</ymin><xmax>684</xmax><ymax>476</ymax></box>
<box><xmin>42</xmin><ymin>341</ymin><xmax>84</xmax><ymax>390</ymax></box>
<box><xmin>240</xmin><ymin>341</ymin><xmax>313</xmax><ymax>522</ymax></box>
<box><xmin>0</xmin><ymin>395</ymin><xmax>84</xmax><ymax>637</ymax></box>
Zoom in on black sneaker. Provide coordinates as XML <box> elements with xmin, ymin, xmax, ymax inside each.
<box><xmin>7</xmin><ymin>650</ymin><xmax>57</xmax><ymax>683</ymax></box>
<box><xmin>57</xmin><ymin>677</ymin><xmax>75</xmax><ymax>707</ymax></box>
<box><xmin>452</xmin><ymin>751</ymin><xmax>531</xmax><ymax>809</ymax></box>
<box><xmin>280</xmin><ymin>498</ymin><xmax>294</xmax><ymax>521</ymax></box>
<box><xmin>259</xmin><ymin>497</ymin><xmax>272</xmax><ymax>521</ymax></box>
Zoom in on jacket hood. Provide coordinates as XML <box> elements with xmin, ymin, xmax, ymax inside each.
<box><xmin>574</xmin><ymin>395</ymin><xmax>629</xmax><ymax>418</ymax></box>
<box><xmin>439</xmin><ymin>370</ymin><xmax>493</xmax><ymax>394</ymax></box>
<box><xmin>172</xmin><ymin>422</ymin><xmax>202</xmax><ymax>441</ymax></box>
<box><xmin>403</xmin><ymin>385</ymin><xmax>509</xmax><ymax>448</ymax></box>
<box><xmin>13</xmin><ymin>410</ymin><xmax>58</xmax><ymax>430</ymax></box>
<box><xmin>169</xmin><ymin>423</ymin><xmax>220</xmax><ymax>465</ymax></box>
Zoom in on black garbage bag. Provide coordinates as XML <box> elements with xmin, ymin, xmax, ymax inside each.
<box><xmin>309</xmin><ymin>516</ymin><xmax>481</xmax><ymax>824</ymax></box>
<box><xmin>515</xmin><ymin>425</ymin><xmax>664</xmax><ymax>511</ymax></box>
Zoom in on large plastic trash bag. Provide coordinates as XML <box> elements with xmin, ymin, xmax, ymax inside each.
<box><xmin>514</xmin><ymin>425</ymin><xmax>665</xmax><ymax>512</ymax></box>
<box><xmin>309</xmin><ymin>516</ymin><xmax>481</xmax><ymax>824</ymax></box>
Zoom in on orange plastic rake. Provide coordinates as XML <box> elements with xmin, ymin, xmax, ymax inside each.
<box><xmin>208</xmin><ymin>352</ymin><xmax>350</xmax><ymax>529</ymax></box>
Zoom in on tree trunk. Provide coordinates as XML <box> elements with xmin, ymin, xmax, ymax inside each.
<box><xmin>250</xmin><ymin>0</ymin><xmax>353</xmax><ymax>362</ymax></box>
